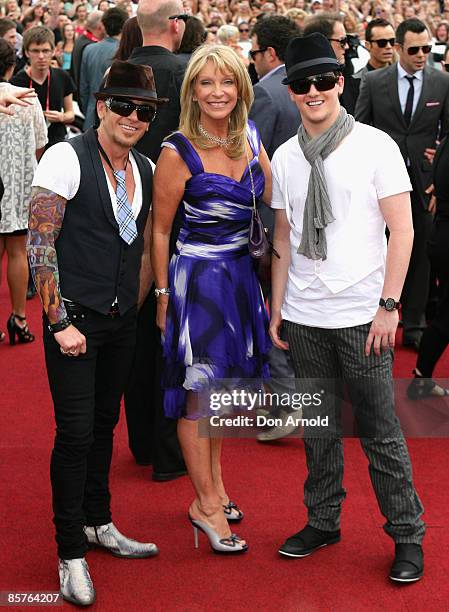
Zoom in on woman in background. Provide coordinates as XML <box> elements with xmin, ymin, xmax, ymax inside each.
<box><xmin>0</xmin><ymin>39</ymin><xmax>47</xmax><ymax>344</ymax></box>
<box><xmin>176</xmin><ymin>16</ymin><xmax>206</xmax><ymax>67</ymax></box>
<box><xmin>61</xmin><ymin>22</ymin><xmax>75</xmax><ymax>70</ymax></box>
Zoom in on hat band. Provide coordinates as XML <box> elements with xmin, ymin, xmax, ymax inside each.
<box><xmin>287</xmin><ymin>57</ymin><xmax>341</xmax><ymax>76</ymax></box>
<box><xmin>102</xmin><ymin>87</ymin><xmax>158</xmax><ymax>100</ymax></box>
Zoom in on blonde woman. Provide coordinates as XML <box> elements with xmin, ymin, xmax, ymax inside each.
<box><xmin>152</xmin><ymin>45</ymin><xmax>271</xmax><ymax>554</ymax></box>
<box><xmin>217</xmin><ymin>23</ymin><xmax>250</xmax><ymax>65</ymax></box>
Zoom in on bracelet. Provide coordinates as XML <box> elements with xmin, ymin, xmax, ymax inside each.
<box><xmin>154</xmin><ymin>287</ymin><xmax>170</xmax><ymax>298</ymax></box>
<box><xmin>48</xmin><ymin>316</ymin><xmax>72</xmax><ymax>334</ymax></box>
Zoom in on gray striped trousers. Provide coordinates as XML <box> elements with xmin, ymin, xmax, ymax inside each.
<box><xmin>284</xmin><ymin>320</ymin><xmax>425</xmax><ymax>544</ymax></box>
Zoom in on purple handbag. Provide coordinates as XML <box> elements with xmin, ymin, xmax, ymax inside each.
<box><xmin>247</xmin><ymin>151</ymin><xmax>279</xmax><ymax>260</ymax></box>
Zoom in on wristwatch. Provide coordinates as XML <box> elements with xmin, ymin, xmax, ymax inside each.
<box><xmin>48</xmin><ymin>316</ymin><xmax>72</xmax><ymax>333</ymax></box>
<box><xmin>154</xmin><ymin>287</ymin><xmax>170</xmax><ymax>298</ymax></box>
<box><xmin>379</xmin><ymin>298</ymin><xmax>401</xmax><ymax>312</ymax></box>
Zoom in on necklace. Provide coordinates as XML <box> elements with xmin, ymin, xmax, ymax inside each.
<box><xmin>198</xmin><ymin>123</ymin><xmax>235</xmax><ymax>147</ymax></box>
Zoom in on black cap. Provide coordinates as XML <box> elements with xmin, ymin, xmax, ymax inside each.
<box><xmin>282</xmin><ymin>33</ymin><xmax>341</xmax><ymax>85</ymax></box>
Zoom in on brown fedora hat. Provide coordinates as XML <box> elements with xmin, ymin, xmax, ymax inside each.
<box><xmin>95</xmin><ymin>60</ymin><xmax>168</xmax><ymax>104</ymax></box>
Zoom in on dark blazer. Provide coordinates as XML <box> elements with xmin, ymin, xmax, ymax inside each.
<box><xmin>249</xmin><ymin>65</ymin><xmax>301</xmax><ymax>159</ymax></box>
<box><xmin>71</xmin><ymin>34</ymin><xmax>94</xmax><ymax>97</ymax></box>
<box><xmin>128</xmin><ymin>46</ymin><xmax>186</xmax><ymax>162</ymax></box>
<box><xmin>355</xmin><ymin>64</ymin><xmax>449</xmax><ymax>208</ymax></box>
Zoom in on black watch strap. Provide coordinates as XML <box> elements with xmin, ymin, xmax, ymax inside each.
<box><xmin>379</xmin><ymin>298</ymin><xmax>401</xmax><ymax>312</ymax></box>
<box><xmin>48</xmin><ymin>316</ymin><xmax>72</xmax><ymax>333</ymax></box>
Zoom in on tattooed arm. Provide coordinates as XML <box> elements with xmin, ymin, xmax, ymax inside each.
<box><xmin>27</xmin><ymin>187</ymin><xmax>86</xmax><ymax>355</ymax></box>
<box><xmin>27</xmin><ymin>187</ymin><xmax>68</xmax><ymax>324</ymax></box>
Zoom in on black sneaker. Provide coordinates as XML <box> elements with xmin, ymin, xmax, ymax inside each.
<box><xmin>389</xmin><ymin>543</ymin><xmax>424</xmax><ymax>583</ymax></box>
<box><xmin>279</xmin><ymin>524</ymin><xmax>341</xmax><ymax>558</ymax></box>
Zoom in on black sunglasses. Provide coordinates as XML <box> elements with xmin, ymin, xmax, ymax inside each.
<box><xmin>289</xmin><ymin>74</ymin><xmax>339</xmax><ymax>95</ymax></box>
<box><xmin>105</xmin><ymin>98</ymin><xmax>157</xmax><ymax>123</ymax></box>
<box><xmin>249</xmin><ymin>47</ymin><xmax>267</xmax><ymax>60</ymax></box>
<box><xmin>239</xmin><ymin>27</ymin><xmax>249</xmax><ymax>32</ymax></box>
<box><xmin>168</xmin><ymin>13</ymin><xmax>190</xmax><ymax>22</ymax></box>
<box><xmin>328</xmin><ymin>36</ymin><xmax>348</xmax><ymax>49</ymax></box>
<box><xmin>444</xmin><ymin>63</ymin><xmax>449</xmax><ymax>72</ymax></box>
<box><xmin>403</xmin><ymin>44</ymin><xmax>432</xmax><ymax>55</ymax></box>
<box><xmin>369</xmin><ymin>37</ymin><xmax>395</xmax><ymax>47</ymax></box>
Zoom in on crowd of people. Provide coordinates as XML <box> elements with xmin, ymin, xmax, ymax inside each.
<box><xmin>1</xmin><ymin>0</ymin><xmax>449</xmax><ymax>606</ymax></box>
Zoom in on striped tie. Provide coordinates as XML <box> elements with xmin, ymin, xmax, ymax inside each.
<box><xmin>114</xmin><ymin>169</ymin><xmax>138</xmax><ymax>245</ymax></box>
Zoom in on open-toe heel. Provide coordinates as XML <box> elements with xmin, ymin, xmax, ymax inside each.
<box><xmin>223</xmin><ymin>501</ymin><xmax>244</xmax><ymax>523</ymax></box>
<box><xmin>6</xmin><ymin>313</ymin><xmax>35</xmax><ymax>346</ymax></box>
<box><xmin>188</xmin><ymin>515</ymin><xmax>248</xmax><ymax>554</ymax></box>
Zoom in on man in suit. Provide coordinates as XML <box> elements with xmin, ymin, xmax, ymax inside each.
<box><xmin>71</xmin><ymin>11</ymin><xmax>105</xmax><ymax>100</ymax></box>
<box><xmin>79</xmin><ymin>7</ymin><xmax>128</xmax><ymax>130</ymax></box>
<box><xmin>248</xmin><ymin>15</ymin><xmax>301</xmax><ymax>442</ymax></box>
<box><xmin>352</xmin><ymin>18</ymin><xmax>396</xmax><ymax>102</ymax></box>
<box><xmin>249</xmin><ymin>15</ymin><xmax>301</xmax><ymax>159</ymax></box>
<box><xmin>355</xmin><ymin>18</ymin><xmax>449</xmax><ymax>349</ymax></box>
<box><xmin>124</xmin><ymin>0</ymin><xmax>187</xmax><ymax>480</ymax></box>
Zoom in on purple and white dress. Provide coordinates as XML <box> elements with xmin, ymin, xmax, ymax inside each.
<box><xmin>161</xmin><ymin>121</ymin><xmax>271</xmax><ymax>419</ymax></box>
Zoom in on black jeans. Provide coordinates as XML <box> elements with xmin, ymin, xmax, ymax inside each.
<box><xmin>43</xmin><ymin>304</ymin><xmax>137</xmax><ymax>560</ymax></box>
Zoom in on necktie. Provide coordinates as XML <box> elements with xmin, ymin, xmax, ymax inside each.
<box><xmin>403</xmin><ymin>75</ymin><xmax>415</xmax><ymax>127</ymax></box>
<box><xmin>114</xmin><ymin>169</ymin><xmax>137</xmax><ymax>245</ymax></box>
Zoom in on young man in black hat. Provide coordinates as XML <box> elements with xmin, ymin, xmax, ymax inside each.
<box><xmin>270</xmin><ymin>33</ymin><xmax>425</xmax><ymax>582</ymax></box>
<box><xmin>27</xmin><ymin>60</ymin><xmax>166</xmax><ymax>606</ymax></box>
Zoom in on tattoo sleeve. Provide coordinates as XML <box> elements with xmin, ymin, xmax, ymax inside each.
<box><xmin>26</xmin><ymin>187</ymin><xmax>68</xmax><ymax>325</ymax></box>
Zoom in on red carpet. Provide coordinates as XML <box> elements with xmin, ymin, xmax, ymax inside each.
<box><xmin>1</xmin><ymin>270</ymin><xmax>449</xmax><ymax>611</ymax></box>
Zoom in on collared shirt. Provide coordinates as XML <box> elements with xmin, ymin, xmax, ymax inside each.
<box><xmin>397</xmin><ymin>63</ymin><xmax>423</xmax><ymax>118</ymax></box>
<box><xmin>259</xmin><ymin>63</ymin><xmax>285</xmax><ymax>83</ymax></box>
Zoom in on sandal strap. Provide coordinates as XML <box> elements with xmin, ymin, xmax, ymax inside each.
<box><xmin>219</xmin><ymin>534</ymin><xmax>243</xmax><ymax>547</ymax></box>
<box><xmin>223</xmin><ymin>501</ymin><xmax>243</xmax><ymax>518</ymax></box>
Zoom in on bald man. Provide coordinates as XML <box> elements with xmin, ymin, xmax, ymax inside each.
<box><xmin>125</xmin><ymin>0</ymin><xmax>187</xmax><ymax>482</ymax></box>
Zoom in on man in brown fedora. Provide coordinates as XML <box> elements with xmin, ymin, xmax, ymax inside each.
<box><xmin>27</xmin><ymin>60</ymin><xmax>166</xmax><ymax>606</ymax></box>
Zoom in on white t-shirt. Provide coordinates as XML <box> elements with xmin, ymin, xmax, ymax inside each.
<box><xmin>271</xmin><ymin>122</ymin><xmax>412</xmax><ymax>329</ymax></box>
<box><xmin>32</xmin><ymin>141</ymin><xmax>155</xmax><ymax>218</ymax></box>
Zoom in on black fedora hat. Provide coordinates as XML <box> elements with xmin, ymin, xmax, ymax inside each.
<box><xmin>95</xmin><ymin>60</ymin><xmax>168</xmax><ymax>104</ymax></box>
<box><xmin>282</xmin><ymin>33</ymin><xmax>341</xmax><ymax>85</ymax></box>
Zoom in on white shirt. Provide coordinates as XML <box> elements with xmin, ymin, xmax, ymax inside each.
<box><xmin>271</xmin><ymin>122</ymin><xmax>412</xmax><ymax>329</ymax></box>
<box><xmin>32</xmin><ymin>141</ymin><xmax>155</xmax><ymax>218</ymax></box>
<box><xmin>397</xmin><ymin>63</ymin><xmax>423</xmax><ymax>118</ymax></box>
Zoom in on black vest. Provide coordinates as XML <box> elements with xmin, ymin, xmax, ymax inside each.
<box><xmin>56</xmin><ymin>128</ymin><xmax>152</xmax><ymax>315</ymax></box>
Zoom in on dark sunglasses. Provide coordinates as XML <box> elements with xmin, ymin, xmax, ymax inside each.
<box><xmin>168</xmin><ymin>13</ymin><xmax>190</xmax><ymax>22</ymax></box>
<box><xmin>239</xmin><ymin>27</ymin><xmax>249</xmax><ymax>32</ymax></box>
<box><xmin>444</xmin><ymin>63</ymin><xmax>449</xmax><ymax>72</ymax></box>
<box><xmin>328</xmin><ymin>36</ymin><xmax>348</xmax><ymax>49</ymax></box>
<box><xmin>369</xmin><ymin>37</ymin><xmax>395</xmax><ymax>47</ymax></box>
<box><xmin>249</xmin><ymin>47</ymin><xmax>267</xmax><ymax>60</ymax></box>
<box><xmin>403</xmin><ymin>44</ymin><xmax>432</xmax><ymax>55</ymax></box>
<box><xmin>105</xmin><ymin>98</ymin><xmax>157</xmax><ymax>123</ymax></box>
<box><xmin>290</xmin><ymin>74</ymin><xmax>339</xmax><ymax>95</ymax></box>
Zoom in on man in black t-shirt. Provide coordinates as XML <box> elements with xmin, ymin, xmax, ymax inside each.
<box><xmin>11</xmin><ymin>26</ymin><xmax>76</xmax><ymax>146</ymax></box>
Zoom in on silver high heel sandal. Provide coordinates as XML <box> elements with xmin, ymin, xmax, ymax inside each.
<box><xmin>189</xmin><ymin>515</ymin><xmax>248</xmax><ymax>554</ymax></box>
<box><xmin>223</xmin><ymin>501</ymin><xmax>244</xmax><ymax>523</ymax></box>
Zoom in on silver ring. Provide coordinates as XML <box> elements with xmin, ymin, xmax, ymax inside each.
<box><xmin>68</xmin><ymin>350</ymin><xmax>77</xmax><ymax>356</ymax></box>
<box><xmin>60</xmin><ymin>347</ymin><xmax>67</xmax><ymax>355</ymax></box>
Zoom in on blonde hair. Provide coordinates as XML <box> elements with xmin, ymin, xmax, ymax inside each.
<box><xmin>178</xmin><ymin>44</ymin><xmax>254</xmax><ymax>159</ymax></box>
<box><xmin>216</xmin><ymin>23</ymin><xmax>239</xmax><ymax>44</ymax></box>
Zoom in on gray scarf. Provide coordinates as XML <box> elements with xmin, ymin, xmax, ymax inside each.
<box><xmin>297</xmin><ymin>107</ymin><xmax>355</xmax><ymax>261</ymax></box>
